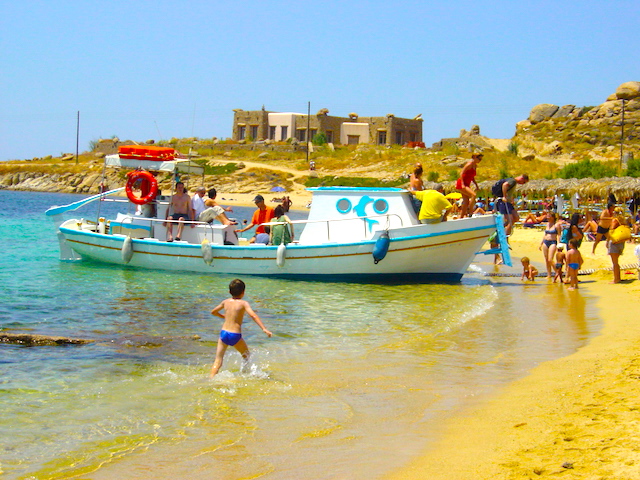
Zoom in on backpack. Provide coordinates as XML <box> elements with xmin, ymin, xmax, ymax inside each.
<box><xmin>491</xmin><ymin>179</ymin><xmax>506</xmax><ymax>197</ymax></box>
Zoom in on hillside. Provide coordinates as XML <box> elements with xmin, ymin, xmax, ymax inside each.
<box><xmin>1</xmin><ymin>82</ymin><xmax>638</xmax><ymax>198</ymax></box>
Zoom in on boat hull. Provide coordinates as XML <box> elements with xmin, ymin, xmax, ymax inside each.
<box><xmin>59</xmin><ymin>216</ymin><xmax>495</xmax><ymax>282</ymax></box>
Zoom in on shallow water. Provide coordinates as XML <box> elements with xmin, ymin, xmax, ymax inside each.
<box><xmin>0</xmin><ymin>190</ymin><xmax>600</xmax><ymax>479</ymax></box>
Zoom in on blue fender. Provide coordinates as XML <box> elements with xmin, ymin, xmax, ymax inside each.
<box><xmin>373</xmin><ymin>231</ymin><xmax>390</xmax><ymax>264</ymax></box>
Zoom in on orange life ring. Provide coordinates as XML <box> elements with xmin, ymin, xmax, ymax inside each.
<box><xmin>125</xmin><ymin>170</ymin><xmax>158</xmax><ymax>205</ymax></box>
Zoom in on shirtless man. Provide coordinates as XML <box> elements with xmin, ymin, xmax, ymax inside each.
<box><xmin>164</xmin><ymin>182</ymin><xmax>194</xmax><ymax>241</ymax></box>
<box><xmin>592</xmin><ymin>203</ymin><xmax>615</xmax><ymax>254</ymax></box>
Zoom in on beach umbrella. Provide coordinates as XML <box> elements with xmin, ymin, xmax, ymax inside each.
<box><xmin>271</xmin><ymin>186</ymin><xmax>286</xmax><ymax>192</ymax></box>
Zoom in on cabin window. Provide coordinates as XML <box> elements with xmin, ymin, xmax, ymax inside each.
<box><xmin>296</xmin><ymin>129</ymin><xmax>306</xmax><ymax>142</ymax></box>
<box><xmin>377</xmin><ymin>131</ymin><xmax>387</xmax><ymax>145</ymax></box>
<box><xmin>281</xmin><ymin>126</ymin><xmax>288</xmax><ymax>140</ymax></box>
<box><xmin>347</xmin><ymin>135</ymin><xmax>359</xmax><ymax>145</ymax></box>
<box><xmin>395</xmin><ymin>131</ymin><xmax>403</xmax><ymax>145</ymax></box>
<box><xmin>250</xmin><ymin>125</ymin><xmax>259</xmax><ymax>140</ymax></box>
<box><xmin>238</xmin><ymin>126</ymin><xmax>246</xmax><ymax>140</ymax></box>
<box><xmin>269</xmin><ymin>126</ymin><xmax>276</xmax><ymax>140</ymax></box>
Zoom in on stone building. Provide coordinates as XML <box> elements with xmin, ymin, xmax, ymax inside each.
<box><xmin>232</xmin><ymin>107</ymin><xmax>423</xmax><ymax>146</ymax></box>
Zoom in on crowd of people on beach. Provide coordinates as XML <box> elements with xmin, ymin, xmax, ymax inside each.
<box><xmin>409</xmin><ymin>154</ymin><xmax>640</xmax><ymax>288</ymax></box>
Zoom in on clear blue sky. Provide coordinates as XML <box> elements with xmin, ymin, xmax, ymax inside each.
<box><xmin>2</xmin><ymin>0</ymin><xmax>639</xmax><ymax>161</ymax></box>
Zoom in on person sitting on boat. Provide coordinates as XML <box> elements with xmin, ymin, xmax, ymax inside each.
<box><xmin>252</xmin><ymin>226</ymin><xmax>270</xmax><ymax>244</ymax></box>
<box><xmin>191</xmin><ymin>187</ymin><xmax>207</xmax><ymax>220</ymax></box>
<box><xmin>198</xmin><ymin>188</ymin><xmax>236</xmax><ymax>225</ymax></box>
<box><xmin>235</xmin><ymin>194</ymin><xmax>275</xmax><ymax>242</ymax></box>
<box><xmin>270</xmin><ymin>205</ymin><xmax>294</xmax><ymax>245</ymax></box>
<box><xmin>409</xmin><ymin>183</ymin><xmax>452</xmax><ymax>224</ymax></box>
<box><xmin>205</xmin><ymin>188</ymin><xmax>233</xmax><ymax>213</ymax></box>
<box><xmin>164</xmin><ymin>182</ymin><xmax>194</xmax><ymax>242</ymax></box>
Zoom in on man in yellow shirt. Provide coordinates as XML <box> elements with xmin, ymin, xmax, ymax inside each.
<box><xmin>411</xmin><ymin>184</ymin><xmax>452</xmax><ymax>224</ymax></box>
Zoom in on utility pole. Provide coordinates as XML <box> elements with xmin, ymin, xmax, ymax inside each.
<box><xmin>306</xmin><ymin>101</ymin><xmax>311</xmax><ymax>165</ymax></box>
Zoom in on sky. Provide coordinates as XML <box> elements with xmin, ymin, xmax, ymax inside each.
<box><xmin>1</xmin><ymin>0</ymin><xmax>639</xmax><ymax>161</ymax></box>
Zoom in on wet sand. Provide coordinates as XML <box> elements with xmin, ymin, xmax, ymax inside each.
<box><xmin>390</xmin><ymin>227</ymin><xmax>640</xmax><ymax>479</ymax></box>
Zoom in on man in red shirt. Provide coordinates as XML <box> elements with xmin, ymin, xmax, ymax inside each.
<box><xmin>236</xmin><ymin>195</ymin><xmax>275</xmax><ymax>242</ymax></box>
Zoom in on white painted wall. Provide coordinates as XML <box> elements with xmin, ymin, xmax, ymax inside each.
<box><xmin>268</xmin><ymin>113</ymin><xmax>302</xmax><ymax>141</ymax></box>
<box><xmin>340</xmin><ymin>122</ymin><xmax>370</xmax><ymax>144</ymax></box>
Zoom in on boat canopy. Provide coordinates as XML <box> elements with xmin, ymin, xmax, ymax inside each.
<box><xmin>104</xmin><ymin>154</ymin><xmax>205</xmax><ymax>175</ymax></box>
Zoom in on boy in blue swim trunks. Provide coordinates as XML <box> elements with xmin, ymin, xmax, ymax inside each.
<box><xmin>210</xmin><ymin>279</ymin><xmax>272</xmax><ymax>377</ymax></box>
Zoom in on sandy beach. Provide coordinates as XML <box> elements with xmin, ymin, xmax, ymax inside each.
<box><xmin>390</xmin><ymin>227</ymin><xmax>640</xmax><ymax>479</ymax></box>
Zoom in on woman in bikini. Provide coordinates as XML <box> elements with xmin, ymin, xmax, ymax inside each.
<box><xmin>539</xmin><ymin>212</ymin><xmax>562</xmax><ymax>278</ymax></box>
<box><xmin>456</xmin><ymin>153</ymin><xmax>482</xmax><ymax>218</ymax></box>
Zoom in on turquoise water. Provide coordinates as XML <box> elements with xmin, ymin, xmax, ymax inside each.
<box><xmin>0</xmin><ymin>190</ymin><xmax>600</xmax><ymax>479</ymax></box>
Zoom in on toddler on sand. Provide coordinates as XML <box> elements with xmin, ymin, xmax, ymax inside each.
<box><xmin>553</xmin><ymin>245</ymin><xmax>565</xmax><ymax>283</ymax></box>
<box><xmin>210</xmin><ymin>279</ymin><xmax>272</xmax><ymax>377</ymax></box>
<box><xmin>521</xmin><ymin>256</ymin><xmax>539</xmax><ymax>281</ymax></box>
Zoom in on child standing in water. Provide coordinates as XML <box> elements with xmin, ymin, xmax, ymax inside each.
<box><xmin>210</xmin><ymin>279</ymin><xmax>272</xmax><ymax>377</ymax></box>
<box><xmin>565</xmin><ymin>239</ymin><xmax>584</xmax><ymax>291</ymax></box>
<box><xmin>521</xmin><ymin>256</ymin><xmax>539</xmax><ymax>281</ymax></box>
<box><xmin>553</xmin><ymin>245</ymin><xmax>566</xmax><ymax>284</ymax></box>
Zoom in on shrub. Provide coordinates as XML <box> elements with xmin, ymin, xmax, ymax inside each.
<box><xmin>427</xmin><ymin>171</ymin><xmax>439</xmax><ymax>182</ymax></box>
<box><xmin>557</xmin><ymin>158</ymin><xmax>617</xmax><ymax>179</ymax></box>
<box><xmin>312</xmin><ymin>132</ymin><xmax>327</xmax><ymax>146</ymax></box>
<box><xmin>625</xmin><ymin>157</ymin><xmax>640</xmax><ymax>178</ymax></box>
<box><xmin>507</xmin><ymin>142</ymin><xmax>519</xmax><ymax>156</ymax></box>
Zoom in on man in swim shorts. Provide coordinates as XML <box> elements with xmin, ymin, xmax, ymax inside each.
<box><xmin>210</xmin><ymin>279</ymin><xmax>272</xmax><ymax>377</ymax></box>
<box><xmin>495</xmin><ymin>174</ymin><xmax>529</xmax><ymax>236</ymax></box>
<box><xmin>164</xmin><ymin>182</ymin><xmax>194</xmax><ymax>242</ymax></box>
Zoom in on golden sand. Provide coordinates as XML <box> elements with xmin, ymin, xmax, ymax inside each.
<box><xmin>390</xmin><ymin>228</ymin><xmax>640</xmax><ymax>479</ymax></box>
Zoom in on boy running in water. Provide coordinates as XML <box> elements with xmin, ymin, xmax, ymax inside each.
<box><xmin>210</xmin><ymin>279</ymin><xmax>272</xmax><ymax>377</ymax></box>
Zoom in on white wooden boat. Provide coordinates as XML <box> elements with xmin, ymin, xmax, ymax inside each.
<box><xmin>46</xmin><ymin>150</ymin><xmax>510</xmax><ymax>282</ymax></box>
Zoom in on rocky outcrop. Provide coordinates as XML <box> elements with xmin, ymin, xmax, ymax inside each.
<box><xmin>0</xmin><ymin>333</ymin><xmax>93</xmax><ymax>346</ymax></box>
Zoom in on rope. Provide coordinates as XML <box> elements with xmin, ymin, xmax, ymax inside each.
<box><xmin>483</xmin><ymin>263</ymin><xmax>639</xmax><ymax>277</ymax></box>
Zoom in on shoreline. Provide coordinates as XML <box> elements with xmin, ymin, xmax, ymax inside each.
<box><xmin>390</xmin><ymin>228</ymin><xmax>640</xmax><ymax>479</ymax></box>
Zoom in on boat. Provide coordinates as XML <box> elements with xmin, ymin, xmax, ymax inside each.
<box><xmin>46</xmin><ymin>147</ymin><xmax>511</xmax><ymax>282</ymax></box>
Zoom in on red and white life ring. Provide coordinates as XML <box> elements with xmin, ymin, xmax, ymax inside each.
<box><xmin>125</xmin><ymin>170</ymin><xmax>158</xmax><ymax>205</ymax></box>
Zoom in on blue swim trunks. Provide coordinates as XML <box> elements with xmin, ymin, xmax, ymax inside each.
<box><xmin>567</xmin><ymin>263</ymin><xmax>580</xmax><ymax>270</ymax></box>
<box><xmin>220</xmin><ymin>330</ymin><xmax>242</xmax><ymax>346</ymax></box>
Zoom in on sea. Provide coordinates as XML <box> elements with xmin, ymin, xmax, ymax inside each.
<box><xmin>0</xmin><ymin>189</ymin><xmax>601</xmax><ymax>480</ymax></box>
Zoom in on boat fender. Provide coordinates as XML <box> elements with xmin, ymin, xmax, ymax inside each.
<box><xmin>121</xmin><ymin>236</ymin><xmax>134</xmax><ymax>264</ymax></box>
<box><xmin>373</xmin><ymin>230</ymin><xmax>390</xmax><ymax>264</ymax></box>
<box><xmin>276</xmin><ymin>243</ymin><xmax>286</xmax><ymax>268</ymax></box>
<box><xmin>201</xmin><ymin>239</ymin><xmax>214</xmax><ymax>265</ymax></box>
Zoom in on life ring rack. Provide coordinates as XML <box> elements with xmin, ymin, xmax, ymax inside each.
<box><xmin>125</xmin><ymin>170</ymin><xmax>158</xmax><ymax>205</ymax></box>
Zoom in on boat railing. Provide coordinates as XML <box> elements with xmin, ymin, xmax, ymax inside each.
<box><xmin>263</xmin><ymin>213</ymin><xmax>405</xmax><ymax>243</ymax></box>
<box><xmin>115</xmin><ymin>215</ymin><xmax>232</xmax><ymax>242</ymax></box>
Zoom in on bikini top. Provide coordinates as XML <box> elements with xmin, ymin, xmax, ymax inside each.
<box><xmin>544</xmin><ymin>226</ymin><xmax>557</xmax><ymax>235</ymax></box>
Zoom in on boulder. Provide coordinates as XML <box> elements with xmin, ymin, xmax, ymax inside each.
<box><xmin>616</xmin><ymin>81</ymin><xmax>640</xmax><ymax>100</ymax></box>
<box><xmin>552</xmin><ymin>105</ymin><xmax>575</xmax><ymax>119</ymax></box>
<box><xmin>529</xmin><ymin>104</ymin><xmax>559</xmax><ymax>124</ymax></box>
